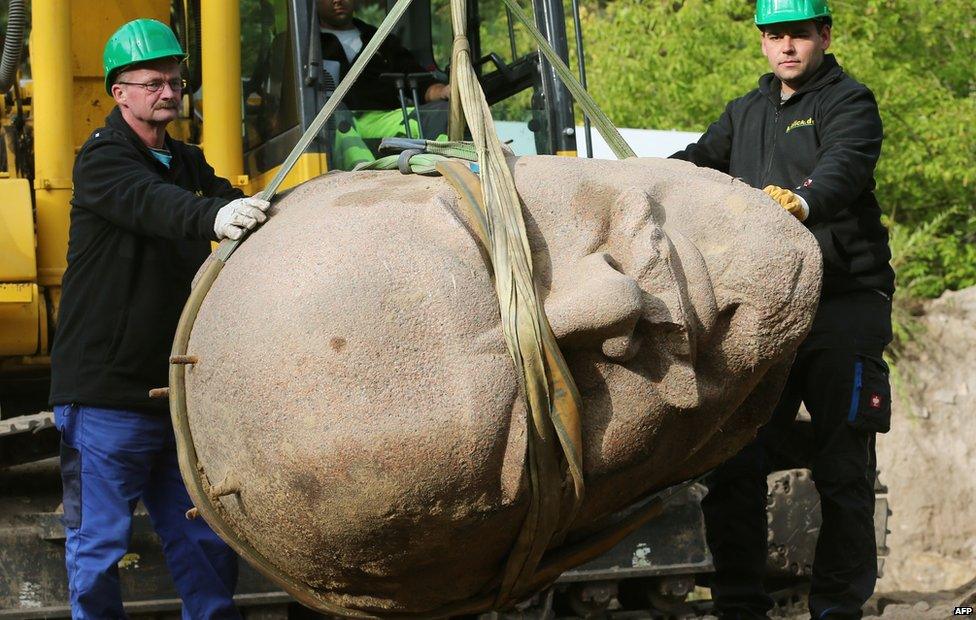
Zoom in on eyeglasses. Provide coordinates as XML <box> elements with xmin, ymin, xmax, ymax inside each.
<box><xmin>116</xmin><ymin>78</ymin><xmax>187</xmax><ymax>93</ymax></box>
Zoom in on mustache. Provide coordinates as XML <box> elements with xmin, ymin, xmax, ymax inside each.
<box><xmin>154</xmin><ymin>102</ymin><xmax>178</xmax><ymax>110</ymax></box>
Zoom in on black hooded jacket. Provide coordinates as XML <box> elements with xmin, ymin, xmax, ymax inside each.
<box><xmin>671</xmin><ymin>54</ymin><xmax>895</xmax><ymax>297</ymax></box>
<box><xmin>321</xmin><ymin>17</ymin><xmax>436</xmax><ymax>111</ymax></box>
<box><xmin>49</xmin><ymin>107</ymin><xmax>243</xmax><ymax>413</ymax></box>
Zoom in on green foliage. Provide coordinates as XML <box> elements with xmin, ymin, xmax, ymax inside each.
<box><xmin>833</xmin><ymin>0</ymin><xmax>976</xmax><ymax>234</ymax></box>
<box><xmin>579</xmin><ymin>0</ymin><xmax>765</xmax><ymax>129</ymax></box>
<box><xmin>577</xmin><ymin>0</ymin><xmax>976</xmax><ymax>300</ymax></box>
<box><xmin>357</xmin><ymin>2</ymin><xmax>389</xmax><ymax>28</ymax></box>
<box><xmin>889</xmin><ymin>208</ymin><xmax>976</xmax><ymax>299</ymax></box>
<box><xmin>240</xmin><ymin>0</ymin><xmax>285</xmax><ymax>75</ymax></box>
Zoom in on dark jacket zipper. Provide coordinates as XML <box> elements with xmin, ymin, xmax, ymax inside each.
<box><xmin>761</xmin><ymin>102</ymin><xmax>781</xmax><ymax>187</ymax></box>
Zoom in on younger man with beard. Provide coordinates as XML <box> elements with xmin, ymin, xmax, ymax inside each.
<box><xmin>671</xmin><ymin>1</ymin><xmax>895</xmax><ymax>617</ymax></box>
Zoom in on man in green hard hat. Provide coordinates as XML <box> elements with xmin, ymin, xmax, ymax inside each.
<box><xmin>671</xmin><ymin>1</ymin><xmax>894</xmax><ymax>618</ymax></box>
<box><xmin>49</xmin><ymin>18</ymin><xmax>266</xmax><ymax>619</ymax></box>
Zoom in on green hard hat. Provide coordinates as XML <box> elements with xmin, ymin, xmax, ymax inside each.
<box><xmin>103</xmin><ymin>19</ymin><xmax>186</xmax><ymax>94</ymax></box>
<box><xmin>755</xmin><ymin>0</ymin><xmax>832</xmax><ymax>27</ymax></box>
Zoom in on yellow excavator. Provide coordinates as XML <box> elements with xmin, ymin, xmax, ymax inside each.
<box><xmin>0</xmin><ymin>0</ymin><xmax>581</xmax><ymax>417</ymax></box>
<box><xmin>0</xmin><ymin>1</ymin><xmax>887</xmax><ymax>617</ymax></box>
<box><xmin>0</xmin><ymin>0</ymin><xmax>582</xmax><ymax>452</ymax></box>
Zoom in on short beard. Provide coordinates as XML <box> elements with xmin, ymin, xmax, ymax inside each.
<box><xmin>779</xmin><ymin>54</ymin><xmax>824</xmax><ymax>89</ymax></box>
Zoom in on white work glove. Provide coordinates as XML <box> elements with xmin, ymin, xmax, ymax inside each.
<box><xmin>213</xmin><ymin>196</ymin><xmax>271</xmax><ymax>240</ymax></box>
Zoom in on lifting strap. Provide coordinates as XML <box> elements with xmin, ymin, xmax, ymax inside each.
<box><xmin>352</xmin><ymin>138</ymin><xmax>480</xmax><ymax>175</ymax></box>
<box><xmin>438</xmin><ymin>160</ymin><xmax>700</xmax><ymax>602</ymax></box>
<box><xmin>446</xmin><ymin>0</ymin><xmax>585</xmax><ymax>604</ymax></box>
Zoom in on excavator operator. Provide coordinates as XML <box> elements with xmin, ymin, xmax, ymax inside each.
<box><xmin>318</xmin><ymin>0</ymin><xmax>450</xmax><ymax>153</ymax></box>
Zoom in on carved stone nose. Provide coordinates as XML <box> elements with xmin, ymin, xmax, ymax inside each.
<box><xmin>545</xmin><ymin>252</ymin><xmax>644</xmax><ymax>361</ymax></box>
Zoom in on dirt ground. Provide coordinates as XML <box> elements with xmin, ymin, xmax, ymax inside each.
<box><xmin>877</xmin><ymin>287</ymin><xmax>976</xmax><ymax>595</ymax></box>
<box><xmin>862</xmin><ymin>578</ymin><xmax>976</xmax><ymax>619</ymax></box>
<box><xmin>830</xmin><ymin>287</ymin><xmax>976</xmax><ymax>618</ymax></box>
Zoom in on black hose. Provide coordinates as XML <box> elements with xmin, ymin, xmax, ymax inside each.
<box><xmin>0</xmin><ymin>0</ymin><xmax>27</xmax><ymax>93</ymax></box>
<box><xmin>171</xmin><ymin>2</ymin><xmax>188</xmax><ymax>57</ymax></box>
<box><xmin>186</xmin><ymin>0</ymin><xmax>202</xmax><ymax>93</ymax></box>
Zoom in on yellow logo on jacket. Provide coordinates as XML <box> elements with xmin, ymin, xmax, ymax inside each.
<box><xmin>786</xmin><ymin>117</ymin><xmax>815</xmax><ymax>133</ymax></box>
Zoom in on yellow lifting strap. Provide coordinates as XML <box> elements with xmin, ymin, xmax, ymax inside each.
<box><xmin>445</xmin><ymin>0</ymin><xmax>586</xmax><ymax>602</ymax></box>
<box><xmin>436</xmin><ymin>161</ymin><xmax>698</xmax><ymax>603</ymax></box>
<box><xmin>437</xmin><ymin>160</ymin><xmax>585</xmax><ymax>605</ymax></box>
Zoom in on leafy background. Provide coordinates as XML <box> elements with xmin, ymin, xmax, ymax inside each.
<box><xmin>575</xmin><ymin>0</ymin><xmax>976</xmax><ymax>304</ymax></box>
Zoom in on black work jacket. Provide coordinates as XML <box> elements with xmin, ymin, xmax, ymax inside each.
<box><xmin>49</xmin><ymin>107</ymin><xmax>242</xmax><ymax>413</ymax></box>
<box><xmin>321</xmin><ymin>18</ymin><xmax>434</xmax><ymax>111</ymax></box>
<box><xmin>671</xmin><ymin>54</ymin><xmax>895</xmax><ymax>297</ymax></box>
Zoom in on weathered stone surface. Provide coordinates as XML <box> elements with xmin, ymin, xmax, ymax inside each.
<box><xmin>182</xmin><ymin>156</ymin><xmax>821</xmax><ymax>614</ymax></box>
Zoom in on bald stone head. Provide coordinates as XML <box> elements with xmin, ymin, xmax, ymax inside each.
<box><xmin>182</xmin><ymin>156</ymin><xmax>821</xmax><ymax>614</ymax></box>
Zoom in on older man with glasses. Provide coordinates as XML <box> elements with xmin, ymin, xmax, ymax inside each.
<box><xmin>47</xmin><ymin>18</ymin><xmax>265</xmax><ymax>619</ymax></box>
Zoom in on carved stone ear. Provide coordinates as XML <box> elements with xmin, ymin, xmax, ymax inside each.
<box><xmin>544</xmin><ymin>252</ymin><xmax>645</xmax><ymax>362</ymax></box>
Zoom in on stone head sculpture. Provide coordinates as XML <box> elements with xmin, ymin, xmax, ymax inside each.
<box><xmin>177</xmin><ymin>156</ymin><xmax>821</xmax><ymax>615</ymax></box>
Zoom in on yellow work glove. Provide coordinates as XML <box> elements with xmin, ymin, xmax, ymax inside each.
<box><xmin>763</xmin><ymin>185</ymin><xmax>809</xmax><ymax>222</ymax></box>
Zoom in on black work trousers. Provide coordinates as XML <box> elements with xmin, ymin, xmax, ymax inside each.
<box><xmin>702</xmin><ymin>291</ymin><xmax>892</xmax><ymax>620</ymax></box>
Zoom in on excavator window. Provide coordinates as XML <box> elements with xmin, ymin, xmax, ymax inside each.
<box><xmin>346</xmin><ymin>0</ymin><xmax>543</xmax><ymax>154</ymax></box>
<box><xmin>231</xmin><ymin>0</ymin><xmax>570</xmax><ymax>177</ymax></box>
<box><xmin>365</xmin><ymin>0</ymin><xmax>538</xmax><ymax>107</ymax></box>
<box><xmin>475</xmin><ymin>0</ymin><xmax>542</xmax><ymax>154</ymax></box>
<box><xmin>241</xmin><ymin>0</ymin><xmax>302</xmax><ymax>173</ymax></box>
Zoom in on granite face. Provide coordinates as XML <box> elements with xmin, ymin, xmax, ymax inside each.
<box><xmin>182</xmin><ymin>156</ymin><xmax>822</xmax><ymax>615</ymax></box>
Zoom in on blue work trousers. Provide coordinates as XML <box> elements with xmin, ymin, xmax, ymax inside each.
<box><xmin>55</xmin><ymin>404</ymin><xmax>241</xmax><ymax>619</ymax></box>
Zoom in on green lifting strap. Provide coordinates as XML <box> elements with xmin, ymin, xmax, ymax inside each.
<box><xmin>353</xmin><ymin>139</ymin><xmax>480</xmax><ymax>175</ymax></box>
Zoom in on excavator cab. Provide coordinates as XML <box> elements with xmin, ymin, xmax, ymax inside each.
<box><xmin>229</xmin><ymin>0</ymin><xmax>580</xmax><ymax>176</ymax></box>
<box><xmin>366</xmin><ymin>0</ymin><xmax>573</xmax><ymax>155</ymax></box>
